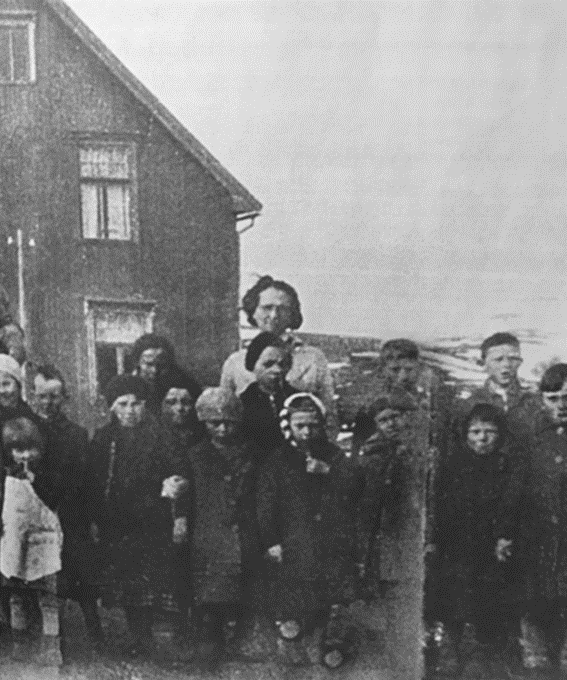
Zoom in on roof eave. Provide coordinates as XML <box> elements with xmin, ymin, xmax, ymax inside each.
<box><xmin>44</xmin><ymin>0</ymin><xmax>262</xmax><ymax>216</ymax></box>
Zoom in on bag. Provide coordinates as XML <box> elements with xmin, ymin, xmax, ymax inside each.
<box><xmin>0</xmin><ymin>476</ymin><xmax>63</xmax><ymax>582</ymax></box>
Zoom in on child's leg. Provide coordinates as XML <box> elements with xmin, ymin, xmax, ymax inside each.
<box><xmin>123</xmin><ymin>605</ymin><xmax>154</xmax><ymax>655</ymax></box>
<box><xmin>10</xmin><ymin>591</ymin><xmax>30</xmax><ymax>661</ymax></box>
<box><xmin>37</xmin><ymin>589</ymin><xmax>63</xmax><ymax>666</ymax></box>
<box><xmin>77</xmin><ymin>590</ymin><xmax>104</xmax><ymax>647</ymax></box>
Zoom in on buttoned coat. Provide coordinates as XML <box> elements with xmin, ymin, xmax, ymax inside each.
<box><xmin>184</xmin><ymin>438</ymin><xmax>259</xmax><ymax>606</ymax></box>
<box><xmin>257</xmin><ymin>440</ymin><xmax>364</xmax><ymax>620</ymax></box>
<box><xmin>523</xmin><ymin>410</ymin><xmax>567</xmax><ymax>603</ymax></box>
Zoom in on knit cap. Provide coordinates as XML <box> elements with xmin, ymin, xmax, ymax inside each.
<box><xmin>0</xmin><ymin>353</ymin><xmax>22</xmax><ymax>385</ymax></box>
<box><xmin>195</xmin><ymin>387</ymin><xmax>243</xmax><ymax>422</ymax></box>
<box><xmin>245</xmin><ymin>332</ymin><xmax>289</xmax><ymax>372</ymax></box>
<box><xmin>103</xmin><ymin>375</ymin><xmax>149</xmax><ymax>409</ymax></box>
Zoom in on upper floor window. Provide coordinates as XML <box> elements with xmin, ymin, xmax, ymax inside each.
<box><xmin>0</xmin><ymin>14</ymin><xmax>36</xmax><ymax>84</ymax></box>
<box><xmin>79</xmin><ymin>143</ymin><xmax>137</xmax><ymax>240</ymax></box>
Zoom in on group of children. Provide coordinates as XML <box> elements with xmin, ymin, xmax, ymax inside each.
<box><xmin>2</xmin><ymin>322</ymin><xmax>567</xmax><ymax>679</ymax></box>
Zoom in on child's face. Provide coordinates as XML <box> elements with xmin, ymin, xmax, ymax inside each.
<box><xmin>483</xmin><ymin>344</ymin><xmax>522</xmax><ymax>388</ymax></box>
<box><xmin>0</xmin><ymin>371</ymin><xmax>19</xmax><ymax>409</ymax></box>
<box><xmin>254</xmin><ymin>346</ymin><xmax>289</xmax><ymax>393</ymax></box>
<box><xmin>33</xmin><ymin>376</ymin><xmax>65</xmax><ymax>421</ymax></box>
<box><xmin>162</xmin><ymin>388</ymin><xmax>194</xmax><ymax>427</ymax></box>
<box><xmin>205</xmin><ymin>420</ymin><xmax>238</xmax><ymax>446</ymax></box>
<box><xmin>466</xmin><ymin>419</ymin><xmax>499</xmax><ymax>456</ymax></box>
<box><xmin>11</xmin><ymin>446</ymin><xmax>41</xmax><ymax>465</ymax></box>
<box><xmin>383</xmin><ymin>358</ymin><xmax>420</xmax><ymax>391</ymax></box>
<box><xmin>289</xmin><ymin>411</ymin><xmax>324</xmax><ymax>449</ymax></box>
<box><xmin>374</xmin><ymin>408</ymin><xmax>404</xmax><ymax>441</ymax></box>
<box><xmin>112</xmin><ymin>394</ymin><xmax>145</xmax><ymax>428</ymax></box>
<box><xmin>542</xmin><ymin>380</ymin><xmax>567</xmax><ymax>425</ymax></box>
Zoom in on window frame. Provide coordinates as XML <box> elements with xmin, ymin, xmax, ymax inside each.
<box><xmin>78</xmin><ymin>140</ymin><xmax>139</xmax><ymax>242</ymax></box>
<box><xmin>84</xmin><ymin>298</ymin><xmax>156</xmax><ymax>402</ymax></box>
<box><xmin>0</xmin><ymin>12</ymin><xmax>36</xmax><ymax>85</ymax></box>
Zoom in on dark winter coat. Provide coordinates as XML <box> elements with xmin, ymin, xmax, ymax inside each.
<box><xmin>355</xmin><ymin>435</ymin><xmax>409</xmax><ymax>596</ymax></box>
<box><xmin>257</xmin><ymin>440</ymin><xmax>364</xmax><ymax>620</ymax></box>
<box><xmin>431</xmin><ymin>435</ymin><xmax>529</xmax><ymax>622</ymax></box>
<box><xmin>523</xmin><ymin>410</ymin><xmax>567</xmax><ymax>604</ymax></box>
<box><xmin>45</xmin><ymin>414</ymin><xmax>96</xmax><ymax>597</ymax></box>
<box><xmin>86</xmin><ymin>415</ymin><xmax>190</xmax><ymax>610</ymax></box>
<box><xmin>240</xmin><ymin>381</ymin><xmax>296</xmax><ymax>454</ymax></box>
<box><xmin>182</xmin><ymin>438</ymin><xmax>259</xmax><ymax>606</ymax></box>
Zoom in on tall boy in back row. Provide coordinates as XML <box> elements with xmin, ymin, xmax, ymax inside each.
<box><xmin>454</xmin><ymin>332</ymin><xmax>540</xmax><ymax>441</ymax></box>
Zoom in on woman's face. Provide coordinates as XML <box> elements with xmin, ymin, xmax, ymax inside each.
<box><xmin>466</xmin><ymin>419</ymin><xmax>499</xmax><ymax>456</ymax></box>
<box><xmin>0</xmin><ymin>372</ymin><xmax>20</xmax><ymax>408</ymax></box>
<box><xmin>112</xmin><ymin>394</ymin><xmax>145</xmax><ymax>428</ymax></box>
<box><xmin>542</xmin><ymin>380</ymin><xmax>567</xmax><ymax>425</ymax></box>
<box><xmin>162</xmin><ymin>387</ymin><xmax>194</xmax><ymax>427</ymax></box>
<box><xmin>252</xmin><ymin>287</ymin><xmax>293</xmax><ymax>336</ymax></box>
<box><xmin>254</xmin><ymin>346</ymin><xmax>289</xmax><ymax>393</ymax></box>
<box><xmin>138</xmin><ymin>348</ymin><xmax>168</xmax><ymax>384</ymax></box>
<box><xmin>374</xmin><ymin>408</ymin><xmax>404</xmax><ymax>441</ymax></box>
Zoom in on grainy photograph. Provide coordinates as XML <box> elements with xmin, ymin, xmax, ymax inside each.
<box><xmin>0</xmin><ymin>1</ymin><xmax>564</xmax><ymax>679</ymax></box>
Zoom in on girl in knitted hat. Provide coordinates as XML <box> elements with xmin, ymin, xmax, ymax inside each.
<box><xmin>257</xmin><ymin>393</ymin><xmax>365</xmax><ymax>668</ymax></box>
<box><xmin>1</xmin><ymin>417</ymin><xmax>63</xmax><ymax>666</ymax></box>
<box><xmin>179</xmin><ymin>387</ymin><xmax>259</xmax><ymax>668</ymax></box>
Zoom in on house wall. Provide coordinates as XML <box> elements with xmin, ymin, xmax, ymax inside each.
<box><xmin>0</xmin><ymin>0</ymin><xmax>240</xmax><ymax>424</ymax></box>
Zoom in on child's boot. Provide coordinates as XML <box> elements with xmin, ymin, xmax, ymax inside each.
<box><xmin>37</xmin><ymin>592</ymin><xmax>62</xmax><ymax>666</ymax></box>
<box><xmin>10</xmin><ymin>593</ymin><xmax>32</xmax><ymax>662</ymax></box>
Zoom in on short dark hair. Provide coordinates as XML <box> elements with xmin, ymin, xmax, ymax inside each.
<box><xmin>540</xmin><ymin>363</ymin><xmax>567</xmax><ymax>393</ymax></box>
<box><xmin>462</xmin><ymin>402</ymin><xmax>507</xmax><ymax>448</ymax></box>
<box><xmin>34</xmin><ymin>364</ymin><xmax>67</xmax><ymax>392</ymax></box>
<box><xmin>242</xmin><ymin>275</ymin><xmax>303</xmax><ymax>330</ymax></box>
<box><xmin>480</xmin><ymin>332</ymin><xmax>520</xmax><ymax>361</ymax></box>
<box><xmin>381</xmin><ymin>338</ymin><xmax>420</xmax><ymax>362</ymax></box>
<box><xmin>130</xmin><ymin>334</ymin><xmax>176</xmax><ymax>368</ymax></box>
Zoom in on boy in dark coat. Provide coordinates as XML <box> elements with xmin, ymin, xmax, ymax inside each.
<box><xmin>355</xmin><ymin>390</ymin><xmax>416</xmax><ymax>601</ymax></box>
<box><xmin>257</xmin><ymin>392</ymin><xmax>364</xmax><ymax>668</ymax></box>
<box><xmin>184</xmin><ymin>387</ymin><xmax>259</xmax><ymax>666</ymax></box>
<box><xmin>431</xmin><ymin>403</ymin><xmax>528</xmax><ymax>675</ymax></box>
<box><xmin>521</xmin><ymin>364</ymin><xmax>567</xmax><ymax>671</ymax></box>
<box><xmin>31</xmin><ymin>365</ymin><xmax>104</xmax><ymax>654</ymax></box>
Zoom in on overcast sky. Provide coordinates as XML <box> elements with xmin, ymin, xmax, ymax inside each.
<box><xmin>64</xmin><ymin>0</ymin><xmax>567</xmax><ymax>343</ymax></box>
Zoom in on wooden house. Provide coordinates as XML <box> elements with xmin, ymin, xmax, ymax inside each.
<box><xmin>0</xmin><ymin>0</ymin><xmax>261</xmax><ymax>424</ymax></box>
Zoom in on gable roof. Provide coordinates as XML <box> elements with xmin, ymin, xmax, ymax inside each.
<box><xmin>44</xmin><ymin>0</ymin><xmax>262</xmax><ymax>217</ymax></box>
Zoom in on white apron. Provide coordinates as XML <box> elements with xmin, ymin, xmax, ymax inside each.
<box><xmin>0</xmin><ymin>476</ymin><xmax>63</xmax><ymax>582</ymax></box>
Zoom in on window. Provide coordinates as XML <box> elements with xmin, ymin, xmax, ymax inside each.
<box><xmin>79</xmin><ymin>144</ymin><xmax>136</xmax><ymax>240</ymax></box>
<box><xmin>85</xmin><ymin>300</ymin><xmax>155</xmax><ymax>398</ymax></box>
<box><xmin>0</xmin><ymin>14</ymin><xmax>36</xmax><ymax>84</ymax></box>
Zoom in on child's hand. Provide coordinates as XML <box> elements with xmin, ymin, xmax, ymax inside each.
<box><xmin>266</xmin><ymin>544</ymin><xmax>283</xmax><ymax>563</ymax></box>
<box><xmin>90</xmin><ymin>522</ymin><xmax>100</xmax><ymax>544</ymax></box>
<box><xmin>161</xmin><ymin>475</ymin><xmax>189</xmax><ymax>500</ymax></box>
<box><xmin>173</xmin><ymin>516</ymin><xmax>188</xmax><ymax>544</ymax></box>
<box><xmin>495</xmin><ymin>538</ymin><xmax>512</xmax><ymax>562</ymax></box>
<box><xmin>306</xmin><ymin>457</ymin><xmax>330</xmax><ymax>475</ymax></box>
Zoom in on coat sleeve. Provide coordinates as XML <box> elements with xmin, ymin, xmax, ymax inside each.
<box><xmin>256</xmin><ymin>453</ymin><xmax>282</xmax><ymax>552</ymax></box>
<box><xmin>494</xmin><ymin>443</ymin><xmax>530</xmax><ymax>542</ymax></box>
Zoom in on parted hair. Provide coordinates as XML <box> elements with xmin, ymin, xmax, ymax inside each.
<box><xmin>34</xmin><ymin>364</ymin><xmax>68</xmax><ymax>394</ymax></box>
<box><xmin>242</xmin><ymin>275</ymin><xmax>303</xmax><ymax>330</ymax></box>
<box><xmin>480</xmin><ymin>332</ymin><xmax>520</xmax><ymax>361</ymax></box>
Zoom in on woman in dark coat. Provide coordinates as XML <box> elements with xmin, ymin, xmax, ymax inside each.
<box><xmin>240</xmin><ymin>332</ymin><xmax>295</xmax><ymax>452</ymax></box>
<box><xmin>179</xmin><ymin>387</ymin><xmax>259</xmax><ymax>665</ymax></box>
<box><xmin>522</xmin><ymin>364</ymin><xmax>567</xmax><ymax>669</ymax></box>
<box><xmin>86</xmin><ymin>375</ymin><xmax>192</xmax><ymax>657</ymax></box>
<box><xmin>431</xmin><ymin>402</ymin><xmax>528</xmax><ymax>668</ymax></box>
<box><xmin>257</xmin><ymin>393</ymin><xmax>364</xmax><ymax>666</ymax></box>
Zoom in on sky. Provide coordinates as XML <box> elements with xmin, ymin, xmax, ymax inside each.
<box><xmin>64</xmin><ymin>0</ymin><xmax>567</xmax><ymax>344</ymax></box>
